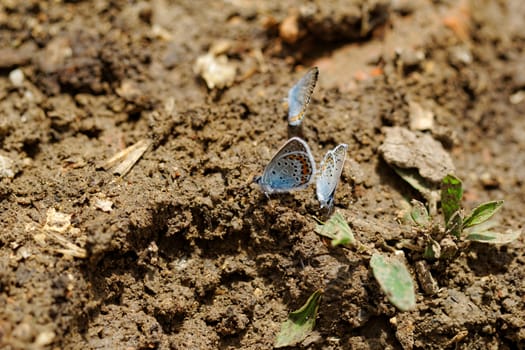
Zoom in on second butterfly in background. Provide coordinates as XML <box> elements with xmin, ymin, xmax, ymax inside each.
<box><xmin>287</xmin><ymin>67</ymin><xmax>319</xmax><ymax>127</ymax></box>
<box><xmin>316</xmin><ymin>144</ymin><xmax>348</xmax><ymax>210</ymax></box>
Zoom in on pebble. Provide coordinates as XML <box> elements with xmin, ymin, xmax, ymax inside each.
<box><xmin>279</xmin><ymin>14</ymin><xmax>300</xmax><ymax>44</ymax></box>
<box><xmin>93</xmin><ymin>197</ymin><xmax>114</xmax><ymax>212</ymax></box>
<box><xmin>35</xmin><ymin>330</ymin><xmax>56</xmax><ymax>346</ymax></box>
<box><xmin>509</xmin><ymin>90</ymin><xmax>525</xmax><ymax>104</ymax></box>
<box><xmin>379</xmin><ymin>126</ymin><xmax>455</xmax><ymax>184</ymax></box>
<box><xmin>409</xmin><ymin>101</ymin><xmax>434</xmax><ymax>131</ymax></box>
<box><xmin>193</xmin><ymin>53</ymin><xmax>236</xmax><ymax>89</ymax></box>
<box><xmin>9</xmin><ymin>68</ymin><xmax>24</xmax><ymax>87</ymax></box>
<box><xmin>479</xmin><ymin>172</ymin><xmax>501</xmax><ymax>189</ymax></box>
<box><xmin>398</xmin><ymin>48</ymin><xmax>425</xmax><ymax>69</ymax></box>
<box><xmin>0</xmin><ymin>154</ymin><xmax>15</xmax><ymax>179</ymax></box>
<box><xmin>449</xmin><ymin>45</ymin><xmax>473</xmax><ymax>66</ymax></box>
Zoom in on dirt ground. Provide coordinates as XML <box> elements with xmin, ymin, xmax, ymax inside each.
<box><xmin>0</xmin><ymin>0</ymin><xmax>524</xmax><ymax>349</ymax></box>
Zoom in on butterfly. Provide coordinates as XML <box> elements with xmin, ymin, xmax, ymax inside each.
<box><xmin>287</xmin><ymin>67</ymin><xmax>319</xmax><ymax>126</ymax></box>
<box><xmin>316</xmin><ymin>144</ymin><xmax>348</xmax><ymax>209</ymax></box>
<box><xmin>254</xmin><ymin>137</ymin><xmax>316</xmax><ymax>195</ymax></box>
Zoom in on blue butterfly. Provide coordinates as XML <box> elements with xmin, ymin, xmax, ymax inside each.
<box><xmin>287</xmin><ymin>67</ymin><xmax>319</xmax><ymax>126</ymax></box>
<box><xmin>255</xmin><ymin>137</ymin><xmax>316</xmax><ymax>195</ymax></box>
<box><xmin>316</xmin><ymin>144</ymin><xmax>348</xmax><ymax>209</ymax></box>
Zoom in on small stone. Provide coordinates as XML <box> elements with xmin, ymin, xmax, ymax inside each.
<box><xmin>35</xmin><ymin>330</ymin><xmax>55</xmax><ymax>346</ymax></box>
<box><xmin>151</xmin><ymin>24</ymin><xmax>172</xmax><ymax>41</ymax></box>
<box><xmin>17</xmin><ymin>246</ymin><xmax>32</xmax><ymax>260</ymax></box>
<box><xmin>9</xmin><ymin>68</ymin><xmax>24</xmax><ymax>86</ymax></box>
<box><xmin>409</xmin><ymin>101</ymin><xmax>434</xmax><ymax>131</ymax></box>
<box><xmin>279</xmin><ymin>14</ymin><xmax>300</xmax><ymax>44</ymax></box>
<box><xmin>509</xmin><ymin>91</ymin><xmax>525</xmax><ymax>104</ymax></box>
<box><xmin>0</xmin><ymin>154</ymin><xmax>15</xmax><ymax>179</ymax></box>
<box><xmin>115</xmin><ymin>79</ymin><xmax>141</xmax><ymax>101</ymax></box>
<box><xmin>390</xmin><ymin>316</ymin><xmax>397</xmax><ymax>326</ymax></box>
<box><xmin>449</xmin><ymin>45</ymin><xmax>473</xmax><ymax>66</ymax></box>
<box><xmin>93</xmin><ymin>197</ymin><xmax>113</xmax><ymax>212</ymax></box>
<box><xmin>398</xmin><ymin>48</ymin><xmax>425</xmax><ymax>69</ymax></box>
<box><xmin>193</xmin><ymin>53</ymin><xmax>236</xmax><ymax>89</ymax></box>
<box><xmin>479</xmin><ymin>172</ymin><xmax>501</xmax><ymax>189</ymax></box>
<box><xmin>379</xmin><ymin>127</ymin><xmax>455</xmax><ymax>184</ymax></box>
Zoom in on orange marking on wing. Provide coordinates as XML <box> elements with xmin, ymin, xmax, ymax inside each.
<box><xmin>288</xmin><ymin>154</ymin><xmax>310</xmax><ymax>177</ymax></box>
<box><xmin>302</xmin><ymin>162</ymin><xmax>310</xmax><ymax>175</ymax></box>
<box><xmin>289</xmin><ymin>110</ymin><xmax>304</xmax><ymax>124</ymax></box>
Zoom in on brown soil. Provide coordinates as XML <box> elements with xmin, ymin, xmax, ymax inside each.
<box><xmin>1</xmin><ymin>0</ymin><xmax>524</xmax><ymax>349</ymax></box>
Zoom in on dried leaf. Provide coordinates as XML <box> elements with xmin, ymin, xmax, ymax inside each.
<box><xmin>103</xmin><ymin>139</ymin><xmax>151</xmax><ymax>177</ymax></box>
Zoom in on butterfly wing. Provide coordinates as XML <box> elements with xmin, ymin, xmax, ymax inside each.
<box><xmin>260</xmin><ymin>137</ymin><xmax>316</xmax><ymax>193</ymax></box>
<box><xmin>316</xmin><ymin>144</ymin><xmax>348</xmax><ymax>208</ymax></box>
<box><xmin>316</xmin><ymin>150</ymin><xmax>336</xmax><ymax>205</ymax></box>
<box><xmin>287</xmin><ymin>67</ymin><xmax>319</xmax><ymax>126</ymax></box>
<box><xmin>332</xmin><ymin>144</ymin><xmax>348</xmax><ymax>178</ymax></box>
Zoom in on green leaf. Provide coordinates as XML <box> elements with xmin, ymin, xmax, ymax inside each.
<box><xmin>315</xmin><ymin>212</ymin><xmax>355</xmax><ymax>247</ymax></box>
<box><xmin>465</xmin><ymin>229</ymin><xmax>521</xmax><ymax>244</ymax></box>
<box><xmin>274</xmin><ymin>290</ymin><xmax>322</xmax><ymax>348</ymax></box>
<box><xmin>370</xmin><ymin>253</ymin><xmax>416</xmax><ymax>312</ymax></box>
<box><xmin>445</xmin><ymin>210</ymin><xmax>463</xmax><ymax>238</ymax></box>
<box><xmin>410</xmin><ymin>200</ymin><xmax>430</xmax><ymax>227</ymax></box>
<box><xmin>441</xmin><ymin>174</ymin><xmax>463</xmax><ymax>224</ymax></box>
<box><xmin>462</xmin><ymin>200</ymin><xmax>504</xmax><ymax>228</ymax></box>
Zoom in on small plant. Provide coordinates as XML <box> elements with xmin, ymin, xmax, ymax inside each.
<box><xmin>274</xmin><ymin>290</ymin><xmax>322</xmax><ymax>348</ymax></box>
<box><xmin>307</xmin><ymin>173</ymin><xmax>521</xmax><ymax>324</ymax></box>
<box><xmin>408</xmin><ymin>174</ymin><xmax>521</xmax><ymax>255</ymax></box>
<box><xmin>314</xmin><ymin>212</ymin><xmax>355</xmax><ymax>247</ymax></box>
